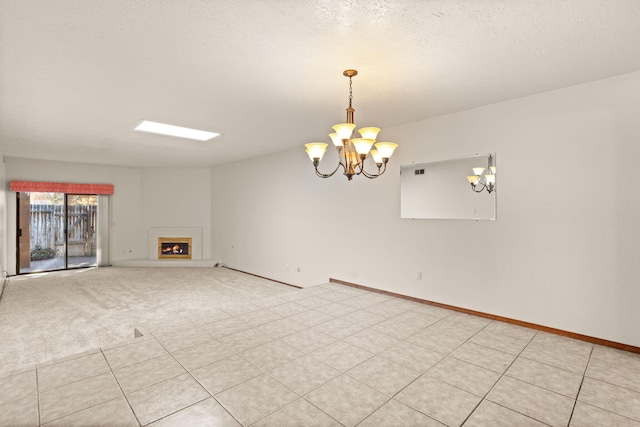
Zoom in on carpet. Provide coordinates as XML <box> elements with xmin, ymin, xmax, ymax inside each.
<box><xmin>0</xmin><ymin>267</ymin><xmax>297</xmax><ymax>375</ymax></box>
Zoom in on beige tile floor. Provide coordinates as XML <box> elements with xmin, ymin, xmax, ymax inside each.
<box><xmin>2</xmin><ymin>281</ymin><xmax>640</xmax><ymax>426</ymax></box>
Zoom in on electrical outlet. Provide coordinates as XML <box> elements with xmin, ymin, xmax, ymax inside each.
<box><xmin>416</xmin><ymin>271</ymin><xmax>422</xmax><ymax>280</ymax></box>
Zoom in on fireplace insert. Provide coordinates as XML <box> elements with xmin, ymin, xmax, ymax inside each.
<box><xmin>158</xmin><ymin>237</ymin><xmax>192</xmax><ymax>259</ymax></box>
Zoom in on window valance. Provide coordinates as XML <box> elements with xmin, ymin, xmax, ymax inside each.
<box><xmin>9</xmin><ymin>180</ymin><xmax>114</xmax><ymax>195</ymax></box>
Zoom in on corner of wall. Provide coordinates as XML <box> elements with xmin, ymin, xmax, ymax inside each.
<box><xmin>0</xmin><ymin>151</ymin><xmax>7</xmax><ymax>284</ymax></box>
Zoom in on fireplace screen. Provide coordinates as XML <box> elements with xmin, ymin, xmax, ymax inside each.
<box><xmin>158</xmin><ymin>237</ymin><xmax>192</xmax><ymax>259</ymax></box>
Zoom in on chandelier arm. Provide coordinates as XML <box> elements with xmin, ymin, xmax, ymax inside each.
<box><xmin>359</xmin><ymin>162</ymin><xmax>387</xmax><ymax>179</ymax></box>
<box><xmin>361</xmin><ymin>170</ymin><xmax>382</xmax><ymax>179</ymax></box>
<box><xmin>314</xmin><ymin>161</ymin><xmax>344</xmax><ymax>179</ymax></box>
<box><xmin>471</xmin><ymin>183</ymin><xmax>487</xmax><ymax>193</ymax></box>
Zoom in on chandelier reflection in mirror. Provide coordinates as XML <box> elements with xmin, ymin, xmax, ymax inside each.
<box><xmin>466</xmin><ymin>154</ymin><xmax>496</xmax><ymax>193</ymax></box>
<box><xmin>304</xmin><ymin>70</ymin><xmax>398</xmax><ymax>180</ymax></box>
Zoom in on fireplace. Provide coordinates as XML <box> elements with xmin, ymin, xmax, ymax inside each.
<box><xmin>158</xmin><ymin>237</ymin><xmax>192</xmax><ymax>259</ymax></box>
<box><xmin>149</xmin><ymin>227</ymin><xmax>202</xmax><ymax>260</ymax></box>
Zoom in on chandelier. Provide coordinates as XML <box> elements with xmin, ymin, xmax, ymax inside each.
<box><xmin>304</xmin><ymin>70</ymin><xmax>398</xmax><ymax>180</ymax></box>
<box><xmin>466</xmin><ymin>154</ymin><xmax>496</xmax><ymax>193</ymax></box>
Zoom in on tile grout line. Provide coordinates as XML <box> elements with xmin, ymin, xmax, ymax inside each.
<box><xmin>35</xmin><ymin>365</ymin><xmax>41</xmax><ymax>427</ymax></box>
<box><xmin>101</xmin><ymin>347</ymin><xmax>143</xmax><ymax>427</ymax></box>
<box><xmin>443</xmin><ymin>316</ymin><xmax>539</xmax><ymax>427</ymax></box>
<box><xmin>241</xmin><ymin>340</ymin><xmax>344</xmax><ymax>425</ymax></box>
<box><xmin>576</xmin><ymin>355</ymin><xmax>640</xmax><ymax>395</ymax></box>
<box><xmin>461</xmin><ymin>327</ymin><xmax>595</xmax><ymax>425</ymax></box>
<box><xmin>36</xmin><ymin>369</ymin><xmax>135</xmax><ymax>426</ymax></box>
<box><xmin>155</xmin><ymin>330</ymin><xmax>245</xmax><ymax>426</ymax></box>
<box><xmin>295</xmin><ymin>394</ymin><xmax>350</xmax><ymax>427</ymax></box>
<box><xmin>347</xmin><ymin>307</ymin><xmax>495</xmax><ymax>424</ymax></box>
<box><xmin>228</xmin><ymin>289</ymin><xmax>395</xmax><ymax>425</ymax></box>
<box><xmin>565</xmin><ymin>345</ymin><xmax>594</xmax><ymax>427</ymax></box>
<box><xmin>336</xmin><ymin>310</ymin><xmax>482</xmax><ymax>425</ymax></box>
<box><xmin>501</xmin><ymin>337</ymin><xmax>594</xmax><ymax>401</ymax></box>
<box><xmin>406</xmin><ymin>316</ymin><xmax>508</xmax><ymax>425</ymax></box>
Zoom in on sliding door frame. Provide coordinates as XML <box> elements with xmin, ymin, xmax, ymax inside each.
<box><xmin>16</xmin><ymin>192</ymin><xmax>98</xmax><ymax>275</ymax></box>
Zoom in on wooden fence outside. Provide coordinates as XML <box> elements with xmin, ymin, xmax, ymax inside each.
<box><xmin>30</xmin><ymin>204</ymin><xmax>97</xmax><ymax>256</ymax></box>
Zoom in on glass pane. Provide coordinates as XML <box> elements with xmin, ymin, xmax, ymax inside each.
<box><xmin>18</xmin><ymin>192</ymin><xmax>66</xmax><ymax>273</ymax></box>
<box><xmin>67</xmin><ymin>194</ymin><xmax>98</xmax><ymax>269</ymax></box>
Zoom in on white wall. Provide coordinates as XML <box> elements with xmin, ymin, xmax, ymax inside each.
<box><xmin>0</xmin><ymin>153</ymin><xmax>7</xmax><ymax>284</ymax></box>
<box><xmin>5</xmin><ymin>158</ymin><xmax>145</xmax><ymax>273</ymax></box>
<box><xmin>211</xmin><ymin>71</ymin><xmax>640</xmax><ymax>347</ymax></box>
<box><xmin>4</xmin><ymin>159</ymin><xmax>215</xmax><ymax>271</ymax></box>
<box><xmin>141</xmin><ymin>168</ymin><xmax>212</xmax><ymax>259</ymax></box>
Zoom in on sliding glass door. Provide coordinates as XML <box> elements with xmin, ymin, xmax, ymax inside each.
<box><xmin>67</xmin><ymin>194</ymin><xmax>98</xmax><ymax>268</ymax></box>
<box><xmin>17</xmin><ymin>192</ymin><xmax>98</xmax><ymax>274</ymax></box>
<box><xmin>17</xmin><ymin>192</ymin><xmax>65</xmax><ymax>273</ymax></box>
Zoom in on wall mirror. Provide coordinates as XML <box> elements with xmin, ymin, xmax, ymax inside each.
<box><xmin>400</xmin><ymin>153</ymin><xmax>496</xmax><ymax>220</ymax></box>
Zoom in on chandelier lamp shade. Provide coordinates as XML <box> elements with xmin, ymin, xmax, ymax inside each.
<box><xmin>305</xmin><ymin>69</ymin><xmax>398</xmax><ymax>180</ymax></box>
<box><xmin>466</xmin><ymin>154</ymin><xmax>496</xmax><ymax>193</ymax></box>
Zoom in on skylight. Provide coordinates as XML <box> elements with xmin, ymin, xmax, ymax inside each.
<box><xmin>134</xmin><ymin>120</ymin><xmax>220</xmax><ymax>141</ymax></box>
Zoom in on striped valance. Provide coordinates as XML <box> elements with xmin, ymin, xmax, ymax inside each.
<box><xmin>9</xmin><ymin>180</ymin><xmax>114</xmax><ymax>195</ymax></box>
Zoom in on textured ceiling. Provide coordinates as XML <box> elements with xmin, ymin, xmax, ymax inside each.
<box><xmin>1</xmin><ymin>0</ymin><xmax>640</xmax><ymax>168</ymax></box>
